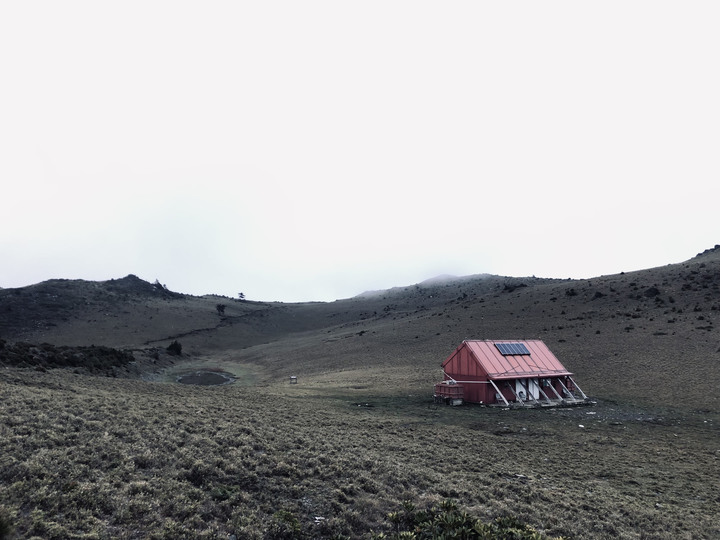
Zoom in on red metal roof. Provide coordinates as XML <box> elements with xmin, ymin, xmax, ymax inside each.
<box><xmin>443</xmin><ymin>339</ymin><xmax>572</xmax><ymax>380</ymax></box>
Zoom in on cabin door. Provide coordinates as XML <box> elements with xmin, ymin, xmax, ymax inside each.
<box><xmin>515</xmin><ymin>378</ymin><xmax>539</xmax><ymax>401</ymax></box>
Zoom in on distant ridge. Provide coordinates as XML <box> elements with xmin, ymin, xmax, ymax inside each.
<box><xmin>0</xmin><ymin>274</ymin><xmax>185</xmax><ymax>339</ymax></box>
<box><xmin>104</xmin><ymin>274</ymin><xmax>184</xmax><ymax>299</ymax></box>
<box><xmin>694</xmin><ymin>244</ymin><xmax>720</xmax><ymax>259</ymax></box>
<box><xmin>419</xmin><ymin>274</ymin><xmax>459</xmax><ymax>284</ymax></box>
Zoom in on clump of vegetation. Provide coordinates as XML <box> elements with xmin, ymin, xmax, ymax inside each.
<box><xmin>372</xmin><ymin>500</ymin><xmax>563</xmax><ymax>540</ymax></box>
<box><xmin>267</xmin><ymin>509</ymin><xmax>303</xmax><ymax>539</ymax></box>
<box><xmin>166</xmin><ymin>340</ymin><xmax>182</xmax><ymax>356</ymax></box>
<box><xmin>0</xmin><ymin>507</ymin><xmax>13</xmax><ymax>540</ymax></box>
<box><xmin>0</xmin><ymin>340</ymin><xmax>134</xmax><ymax>375</ymax></box>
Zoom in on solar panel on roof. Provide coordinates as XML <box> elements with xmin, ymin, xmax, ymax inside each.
<box><xmin>496</xmin><ymin>342</ymin><xmax>531</xmax><ymax>356</ymax></box>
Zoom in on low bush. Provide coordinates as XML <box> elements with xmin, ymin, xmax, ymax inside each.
<box><xmin>0</xmin><ymin>507</ymin><xmax>13</xmax><ymax>540</ymax></box>
<box><xmin>0</xmin><ymin>341</ymin><xmax>134</xmax><ymax>374</ymax></box>
<box><xmin>372</xmin><ymin>500</ymin><xmax>564</xmax><ymax>540</ymax></box>
<box><xmin>166</xmin><ymin>340</ymin><xmax>182</xmax><ymax>356</ymax></box>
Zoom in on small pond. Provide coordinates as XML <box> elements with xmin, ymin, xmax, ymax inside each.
<box><xmin>176</xmin><ymin>370</ymin><xmax>236</xmax><ymax>386</ymax></box>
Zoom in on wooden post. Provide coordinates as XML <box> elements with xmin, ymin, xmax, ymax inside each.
<box><xmin>489</xmin><ymin>379</ymin><xmax>509</xmax><ymax>406</ymax></box>
<box><xmin>557</xmin><ymin>378</ymin><xmax>575</xmax><ymax>402</ymax></box>
<box><xmin>537</xmin><ymin>384</ymin><xmax>553</xmax><ymax>405</ymax></box>
<box><xmin>517</xmin><ymin>379</ymin><xmax>541</xmax><ymax>406</ymax></box>
<box><xmin>505</xmin><ymin>381</ymin><xmax>524</xmax><ymax>405</ymax></box>
<box><xmin>568</xmin><ymin>377</ymin><xmax>588</xmax><ymax>400</ymax></box>
<box><xmin>546</xmin><ymin>379</ymin><xmax>564</xmax><ymax>401</ymax></box>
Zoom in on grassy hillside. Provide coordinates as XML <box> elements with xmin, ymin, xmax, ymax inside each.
<box><xmin>1</xmin><ymin>248</ymin><xmax>719</xmax><ymax>538</ymax></box>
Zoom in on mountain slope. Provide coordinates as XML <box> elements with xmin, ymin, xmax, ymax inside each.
<box><xmin>1</xmin><ymin>249</ymin><xmax>719</xmax><ymax>539</ymax></box>
<box><xmin>1</xmin><ymin>247</ymin><xmax>719</xmax><ymax>410</ymax></box>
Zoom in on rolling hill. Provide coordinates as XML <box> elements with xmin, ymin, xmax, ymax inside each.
<box><xmin>1</xmin><ymin>247</ymin><xmax>719</xmax><ymax>539</ymax></box>
<box><xmin>2</xmin><ymin>247</ymin><xmax>719</xmax><ymax>410</ymax></box>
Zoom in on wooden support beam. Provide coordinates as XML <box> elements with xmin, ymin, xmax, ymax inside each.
<box><xmin>557</xmin><ymin>378</ymin><xmax>576</xmax><ymax>402</ymax></box>
<box><xmin>489</xmin><ymin>379</ymin><xmax>509</xmax><ymax>406</ymax></box>
<box><xmin>517</xmin><ymin>379</ymin><xmax>541</xmax><ymax>406</ymax></box>
<box><xmin>505</xmin><ymin>381</ymin><xmax>524</xmax><ymax>405</ymax></box>
<box><xmin>537</xmin><ymin>384</ymin><xmax>553</xmax><ymax>404</ymax></box>
<box><xmin>568</xmin><ymin>377</ymin><xmax>588</xmax><ymax>400</ymax></box>
<box><xmin>546</xmin><ymin>379</ymin><xmax>564</xmax><ymax>401</ymax></box>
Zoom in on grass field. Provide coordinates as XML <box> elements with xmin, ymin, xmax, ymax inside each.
<box><xmin>1</xmin><ymin>250</ymin><xmax>720</xmax><ymax>538</ymax></box>
<box><xmin>1</xmin><ymin>365</ymin><xmax>718</xmax><ymax>539</ymax></box>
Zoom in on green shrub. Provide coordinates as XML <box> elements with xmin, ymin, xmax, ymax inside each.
<box><xmin>166</xmin><ymin>340</ymin><xmax>182</xmax><ymax>356</ymax></box>
<box><xmin>372</xmin><ymin>500</ymin><xmax>564</xmax><ymax>540</ymax></box>
<box><xmin>0</xmin><ymin>507</ymin><xmax>13</xmax><ymax>540</ymax></box>
<box><xmin>267</xmin><ymin>510</ymin><xmax>302</xmax><ymax>539</ymax></box>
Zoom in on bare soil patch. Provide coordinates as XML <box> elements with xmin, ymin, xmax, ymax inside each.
<box><xmin>176</xmin><ymin>369</ymin><xmax>235</xmax><ymax>386</ymax></box>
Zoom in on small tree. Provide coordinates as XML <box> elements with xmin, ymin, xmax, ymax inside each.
<box><xmin>216</xmin><ymin>304</ymin><xmax>226</xmax><ymax>315</ymax></box>
<box><xmin>238</xmin><ymin>292</ymin><xmax>246</xmax><ymax>301</ymax></box>
<box><xmin>166</xmin><ymin>340</ymin><xmax>182</xmax><ymax>356</ymax></box>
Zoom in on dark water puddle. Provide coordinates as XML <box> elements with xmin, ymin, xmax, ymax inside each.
<box><xmin>177</xmin><ymin>370</ymin><xmax>235</xmax><ymax>386</ymax></box>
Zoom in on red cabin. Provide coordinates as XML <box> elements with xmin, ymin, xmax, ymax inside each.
<box><xmin>436</xmin><ymin>340</ymin><xmax>588</xmax><ymax>406</ymax></box>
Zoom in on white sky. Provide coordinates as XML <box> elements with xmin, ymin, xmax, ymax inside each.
<box><xmin>1</xmin><ymin>2</ymin><xmax>719</xmax><ymax>302</ymax></box>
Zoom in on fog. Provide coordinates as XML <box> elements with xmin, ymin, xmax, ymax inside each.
<box><xmin>2</xmin><ymin>2</ymin><xmax>718</xmax><ymax>302</ymax></box>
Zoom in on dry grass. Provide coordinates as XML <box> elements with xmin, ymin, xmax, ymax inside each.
<box><xmin>1</xmin><ymin>250</ymin><xmax>720</xmax><ymax>538</ymax></box>
<box><xmin>1</xmin><ymin>366</ymin><xmax>718</xmax><ymax>539</ymax></box>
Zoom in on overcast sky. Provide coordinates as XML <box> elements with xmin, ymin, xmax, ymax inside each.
<box><xmin>1</xmin><ymin>2</ymin><xmax>718</xmax><ymax>302</ymax></box>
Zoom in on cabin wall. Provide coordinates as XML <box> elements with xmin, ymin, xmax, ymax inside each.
<box><xmin>443</xmin><ymin>344</ymin><xmax>492</xmax><ymax>403</ymax></box>
<box><xmin>443</xmin><ymin>344</ymin><xmax>488</xmax><ymax>379</ymax></box>
<box><xmin>442</xmin><ymin>373</ymin><xmax>487</xmax><ymax>403</ymax></box>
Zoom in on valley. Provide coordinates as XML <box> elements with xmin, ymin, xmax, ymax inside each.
<box><xmin>1</xmin><ymin>247</ymin><xmax>719</xmax><ymax>538</ymax></box>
